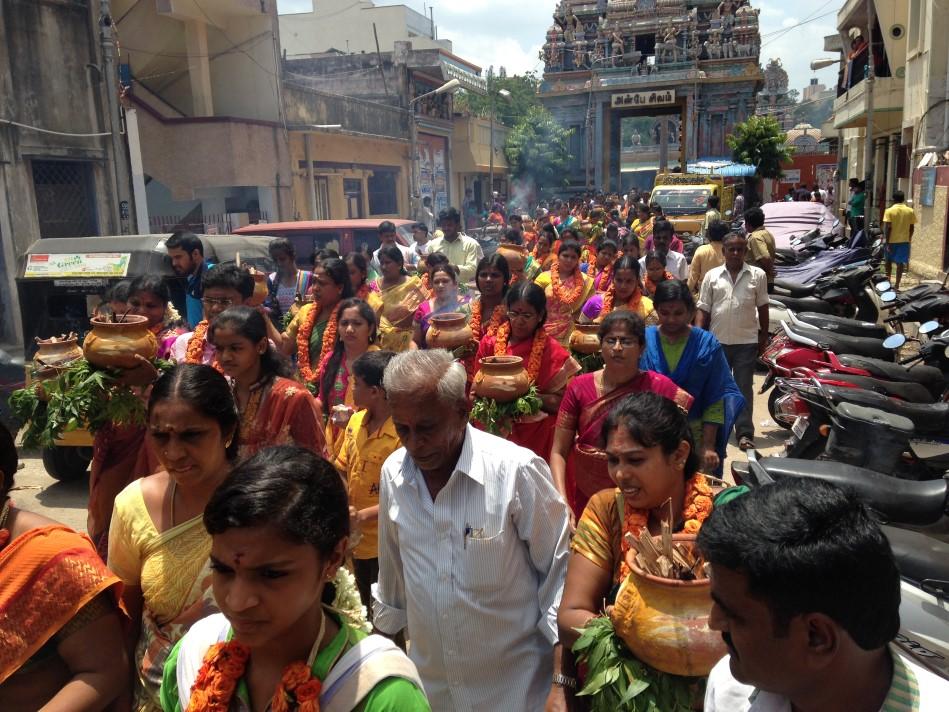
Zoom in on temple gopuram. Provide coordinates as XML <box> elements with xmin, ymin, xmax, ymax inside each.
<box><xmin>539</xmin><ymin>0</ymin><xmax>763</xmax><ymax>192</ymax></box>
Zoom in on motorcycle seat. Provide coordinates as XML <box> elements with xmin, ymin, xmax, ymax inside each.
<box><xmin>796</xmin><ymin>313</ymin><xmax>888</xmax><ymax>340</ymax></box>
<box><xmin>757</xmin><ymin>457</ymin><xmax>948</xmax><ymax>525</ymax></box>
<box><xmin>769</xmin><ymin>295</ymin><xmax>834</xmax><ymax>314</ymax></box>
<box><xmin>823</xmin><ymin>386</ymin><xmax>949</xmax><ymax>435</ymax></box>
<box><xmin>819</xmin><ymin>373</ymin><xmax>934</xmax><ymax>403</ymax></box>
<box><xmin>772</xmin><ymin>278</ymin><xmax>816</xmax><ymax>297</ymax></box>
<box><xmin>791</xmin><ymin>324</ymin><xmax>895</xmax><ymax>361</ymax></box>
<box><xmin>882</xmin><ymin>525</ymin><xmax>949</xmax><ymax>587</ymax></box>
<box><xmin>835</xmin><ymin>355</ymin><xmax>947</xmax><ymax>396</ymax></box>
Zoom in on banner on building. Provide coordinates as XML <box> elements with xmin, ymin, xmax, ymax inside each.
<box><xmin>611</xmin><ymin>90</ymin><xmax>676</xmax><ymax>109</ymax></box>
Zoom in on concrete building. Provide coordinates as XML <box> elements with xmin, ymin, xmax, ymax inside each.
<box><xmin>279</xmin><ymin>0</ymin><xmax>451</xmax><ymax>58</ymax></box>
<box><xmin>802</xmin><ymin>77</ymin><xmax>833</xmax><ymax>103</ymax></box>
<box><xmin>451</xmin><ymin>115</ymin><xmax>510</xmax><ymax>214</ymax></box>
<box><xmin>0</xmin><ymin>0</ymin><xmax>133</xmax><ymax>344</ymax></box>
<box><xmin>114</xmin><ymin>0</ymin><xmax>292</xmax><ymax>233</ymax></box>
<box><xmin>538</xmin><ymin>0</ymin><xmax>764</xmax><ymax>194</ymax></box>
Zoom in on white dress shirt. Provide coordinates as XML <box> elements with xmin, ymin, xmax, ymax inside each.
<box><xmin>373</xmin><ymin>425</ymin><xmax>571</xmax><ymax>712</ymax></box>
<box><xmin>371</xmin><ymin>242</ymin><xmax>417</xmax><ymax>272</ymax></box>
<box><xmin>640</xmin><ymin>250</ymin><xmax>689</xmax><ymax>280</ymax></box>
<box><xmin>427</xmin><ymin>233</ymin><xmax>484</xmax><ymax>283</ymax></box>
<box><xmin>697</xmin><ymin>263</ymin><xmax>769</xmax><ymax>345</ymax></box>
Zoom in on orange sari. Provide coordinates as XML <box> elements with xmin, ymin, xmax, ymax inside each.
<box><xmin>0</xmin><ymin>525</ymin><xmax>123</xmax><ymax>684</ymax></box>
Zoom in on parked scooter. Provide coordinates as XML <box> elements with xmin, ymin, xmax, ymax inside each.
<box><xmin>769</xmin><ymin>263</ymin><xmax>888</xmax><ymax>328</ymax></box>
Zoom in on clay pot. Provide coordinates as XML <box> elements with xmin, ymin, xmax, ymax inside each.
<box><xmin>472</xmin><ymin>356</ymin><xmax>530</xmax><ymax>403</ymax></box>
<box><xmin>83</xmin><ymin>315</ymin><xmax>158</xmax><ymax>369</ymax></box>
<box><xmin>426</xmin><ymin>312</ymin><xmax>472</xmax><ymax>350</ymax></box>
<box><xmin>610</xmin><ymin>534</ymin><xmax>726</xmax><ymax>677</ymax></box>
<box><xmin>32</xmin><ymin>335</ymin><xmax>83</xmax><ymax>380</ymax></box>
<box><xmin>246</xmin><ymin>270</ymin><xmax>269</xmax><ymax>307</ymax></box>
<box><xmin>496</xmin><ymin>243</ymin><xmax>529</xmax><ymax>273</ymax></box>
<box><xmin>568</xmin><ymin>321</ymin><xmax>601</xmax><ymax>354</ymax></box>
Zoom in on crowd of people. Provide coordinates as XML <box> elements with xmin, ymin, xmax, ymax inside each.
<box><xmin>1</xmin><ymin>195</ymin><xmax>943</xmax><ymax>711</ymax></box>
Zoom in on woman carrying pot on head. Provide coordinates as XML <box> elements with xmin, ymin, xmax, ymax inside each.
<box><xmin>270</xmin><ymin>258</ymin><xmax>354</xmax><ymax>387</ymax></box>
<box><xmin>472</xmin><ymin>282</ymin><xmax>581</xmax><ymax>459</ymax></box>
<box><xmin>0</xmin><ymin>422</ymin><xmax>129</xmax><ymax>710</ymax></box>
<box><xmin>550</xmin><ymin>311</ymin><xmax>694</xmax><ymax>524</ymax></box>
<box><xmin>266</xmin><ymin>238</ymin><xmax>313</xmax><ymax>326</ymax></box>
<box><xmin>413</xmin><ymin>263</ymin><xmax>470</xmax><ymax>349</ymax></box>
<box><xmin>210</xmin><ymin>306</ymin><xmax>324</xmax><ymax>460</ymax></box>
<box><xmin>555</xmin><ymin>393</ymin><xmax>715</xmax><ymax>701</ymax></box>
<box><xmin>639</xmin><ymin>280</ymin><xmax>743</xmax><ymax>475</ymax></box>
<box><xmin>534</xmin><ymin>239</ymin><xmax>595</xmax><ymax>347</ymax></box>
<box><xmin>580</xmin><ymin>254</ymin><xmax>657</xmax><ymax>326</ymax></box>
<box><xmin>371</xmin><ymin>246</ymin><xmax>426</xmax><ymax>353</ymax></box>
<box><xmin>159</xmin><ymin>446</ymin><xmax>430</xmax><ymax>712</ymax></box>
<box><xmin>345</xmin><ymin>252</ymin><xmax>383</xmax><ymax>309</ymax></box>
<box><xmin>317</xmin><ymin>299</ymin><xmax>380</xmax><ymax>461</ymax></box>
<box><xmin>108</xmin><ymin>364</ymin><xmax>240</xmax><ymax>711</ymax></box>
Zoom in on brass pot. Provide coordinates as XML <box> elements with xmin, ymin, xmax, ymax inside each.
<box><xmin>568</xmin><ymin>321</ymin><xmax>601</xmax><ymax>354</ymax></box>
<box><xmin>496</xmin><ymin>243</ymin><xmax>529</xmax><ymax>273</ymax></box>
<box><xmin>426</xmin><ymin>312</ymin><xmax>472</xmax><ymax>350</ymax></box>
<box><xmin>472</xmin><ymin>355</ymin><xmax>529</xmax><ymax>403</ymax></box>
<box><xmin>247</xmin><ymin>270</ymin><xmax>269</xmax><ymax>307</ymax></box>
<box><xmin>83</xmin><ymin>315</ymin><xmax>158</xmax><ymax>369</ymax></box>
<box><xmin>610</xmin><ymin>534</ymin><xmax>726</xmax><ymax>677</ymax></box>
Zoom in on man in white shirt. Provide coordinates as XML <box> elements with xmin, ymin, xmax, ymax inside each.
<box><xmin>373</xmin><ymin>349</ymin><xmax>572</xmax><ymax>712</ymax></box>
<box><xmin>700</xmin><ymin>478</ymin><xmax>949</xmax><ymax>712</ymax></box>
<box><xmin>371</xmin><ymin>221</ymin><xmax>415</xmax><ymax>274</ymax></box>
<box><xmin>427</xmin><ymin>207</ymin><xmax>483</xmax><ymax>283</ymax></box>
<box><xmin>697</xmin><ymin>232</ymin><xmax>767</xmax><ymax>450</ymax></box>
<box><xmin>639</xmin><ymin>219</ymin><xmax>688</xmax><ymax>280</ymax></box>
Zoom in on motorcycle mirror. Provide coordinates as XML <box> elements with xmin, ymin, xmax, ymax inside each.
<box><xmin>919</xmin><ymin>320</ymin><xmax>940</xmax><ymax>335</ymax></box>
<box><xmin>875</xmin><ymin>280</ymin><xmax>892</xmax><ymax>293</ymax></box>
<box><xmin>883</xmin><ymin>334</ymin><xmax>907</xmax><ymax>349</ymax></box>
<box><xmin>880</xmin><ymin>291</ymin><xmax>897</xmax><ymax>303</ymax></box>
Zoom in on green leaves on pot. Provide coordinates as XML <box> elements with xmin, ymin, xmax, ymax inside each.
<box><xmin>470</xmin><ymin>385</ymin><xmax>542</xmax><ymax>435</ymax></box>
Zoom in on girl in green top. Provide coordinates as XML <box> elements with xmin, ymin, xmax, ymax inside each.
<box><xmin>159</xmin><ymin>446</ymin><xmax>430</xmax><ymax>712</ymax></box>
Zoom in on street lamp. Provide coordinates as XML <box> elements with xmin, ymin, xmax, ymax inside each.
<box><xmin>408</xmin><ymin>78</ymin><xmax>462</xmax><ymax>218</ymax></box>
<box><xmin>488</xmin><ymin>88</ymin><xmax>513</xmax><ymax>209</ymax></box>
<box><xmin>810</xmin><ymin>58</ymin><xmax>840</xmax><ymax>71</ymax></box>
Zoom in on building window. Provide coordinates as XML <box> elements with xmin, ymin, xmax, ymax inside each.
<box><xmin>907</xmin><ymin>0</ymin><xmax>924</xmax><ymax>54</ymax></box>
<box><xmin>368</xmin><ymin>170</ymin><xmax>399</xmax><ymax>215</ymax></box>
<box><xmin>344</xmin><ymin>178</ymin><xmax>363</xmax><ymax>219</ymax></box>
<box><xmin>31</xmin><ymin>159</ymin><xmax>98</xmax><ymax>238</ymax></box>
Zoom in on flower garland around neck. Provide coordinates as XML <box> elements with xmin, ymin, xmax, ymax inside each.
<box><xmin>493</xmin><ymin>322</ymin><xmax>546</xmax><ymax>383</ymax></box>
<box><xmin>469</xmin><ymin>300</ymin><xmax>506</xmax><ymax>340</ymax></box>
<box><xmin>644</xmin><ymin>270</ymin><xmax>674</xmax><ymax>297</ymax></box>
<box><xmin>550</xmin><ymin>264</ymin><xmax>584</xmax><ymax>306</ymax></box>
<box><xmin>356</xmin><ymin>282</ymin><xmax>372</xmax><ymax>301</ymax></box>
<box><xmin>296</xmin><ymin>302</ymin><xmax>338</xmax><ymax>384</ymax></box>
<box><xmin>618</xmin><ymin>474</ymin><xmax>714</xmax><ymax>581</ymax></box>
<box><xmin>420</xmin><ymin>272</ymin><xmax>431</xmax><ymax>294</ymax></box>
<box><xmin>186</xmin><ymin>321</ymin><xmax>224</xmax><ymax>374</ymax></box>
<box><xmin>596</xmin><ymin>260</ymin><xmax>613</xmax><ymax>291</ymax></box>
<box><xmin>602</xmin><ymin>282</ymin><xmax>642</xmax><ymax>315</ymax></box>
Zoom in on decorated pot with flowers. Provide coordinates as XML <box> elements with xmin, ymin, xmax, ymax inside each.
<box><xmin>426</xmin><ymin>313</ymin><xmax>473</xmax><ymax>350</ymax></box>
<box><xmin>610</xmin><ymin>533</ymin><xmax>725</xmax><ymax>677</ymax></box>
<box><xmin>83</xmin><ymin>315</ymin><xmax>158</xmax><ymax>369</ymax></box>
<box><xmin>568</xmin><ymin>321</ymin><xmax>601</xmax><ymax>354</ymax></box>
<box><xmin>472</xmin><ymin>356</ymin><xmax>530</xmax><ymax>403</ymax></box>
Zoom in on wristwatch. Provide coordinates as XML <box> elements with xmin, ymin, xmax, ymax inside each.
<box><xmin>552</xmin><ymin>673</ymin><xmax>577</xmax><ymax>689</ymax></box>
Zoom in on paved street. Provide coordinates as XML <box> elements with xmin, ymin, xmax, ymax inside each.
<box><xmin>15</xmin><ymin>372</ymin><xmax>786</xmax><ymax>531</ymax></box>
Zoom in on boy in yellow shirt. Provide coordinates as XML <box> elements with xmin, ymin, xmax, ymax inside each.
<box><xmin>334</xmin><ymin>350</ymin><xmax>399</xmax><ymax>610</ymax></box>
<box><xmin>882</xmin><ymin>190</ymin><xmax>916</xmax><ymax>289</ymax></box>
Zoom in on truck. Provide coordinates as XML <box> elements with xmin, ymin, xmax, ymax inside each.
<box><xmin>649</xmin><ymin>173</ymin><xmax>735</xmax><ymax>238</ymax></box>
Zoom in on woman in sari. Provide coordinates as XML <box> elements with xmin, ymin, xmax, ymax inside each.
<box><xmin>413</xmin><ymin>263</ymin><xmax>471</xmax><ymax>348</ymax></box>
<box><xmin>372</xmin><ymin>245</ymin><xmax>426</xmax><ymax>353</ymax></box>
<box><xmin>550</xmin><ymin>311</ymin><xmax>694</xmax><ymax>523</ymax></box>
<box><xmin>271</xmin><ymin>258</ymin><xmax>354</xmax><ymax>388</ymax></box>
<box><xmin>128</xmin><ymin>275</ymin><xmax>188</xmax><ymax>358</ymax></box>
<box><xmin>463</xmin><ymin>254</ymin><xmax>511</xmax><ymax>383</ymax></box>
<box><xmin>0</xmin><ymin>423</ymin><xmax>128</xmax><ymax>710</ymax></box>
<box><xmin>631</xmin><ymin>203</ymin><xmax>652</xmax><ymax>247</ymax></box>
<box><xmin>581</xmin><ymin>238</ymin><xmax>617</xmax><ymax>293</ymax></box>
<box><xmin>642</xmin><ymin>250</ymin><xmax>674</xmax><ymax>298</ymax></box>
<box><xmin>345</xmin><ymin>252</ymin><xmax>383</xmax><ymax>310</ymax></box>
<box><xmin>640</xmin><ymin>280</ymin><xmax>744</xmax><ymax>475</ymax></box>
<box><xmin>531</xmin><ymin>227</ymin><xmax>556</xmax><ymax>274</ymax></box>
<box><xmin>556</xmin><ymin>393</ymin><xmax>716</xmax><ymax>701</ymax></box>
<box><xmin>210</xmin><ymin>306</ymin><xmax>324</xmax><ymax>460</ymax></box>
<box><xmin>534</xmin><ymin>240</ymin><xmax>595</xmax><ymax>347</ymax></box>
<box><xmin>473</xmin><ymin>282</ymin><xmax>581</xmax><ymax>459</ymax></box>
<box><xmin>316</xmin><ymin>298</ymin><xmax>380</xmax><ymax>461</ymax></box>
<box><xmin>108</xmin><ymin>364</ymin><xmax>239</xmax><ymax>711</ymax></box>
<box><xmin>159</xmin><ymin>447</ymin><xmax>430</xmax><ymax>712</ymax></box>
<box><xmin>580</xmin><ymin>254</ymin><xmax>656</xmax><ymax>325</ymax></box>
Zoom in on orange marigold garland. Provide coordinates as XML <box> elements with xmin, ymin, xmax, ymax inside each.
<box><xmin>550</xmin><ymin>267</ymin><xmax>584</xmax><ymax>307</ymax></box>
<box><xmin>601</xmin><ymin>283</ymin><xmax>643</xmax><ymax>316</ymax></box>
<box><xmin>185</xmin><ymin>321</ymin><xmax>224</xmax><ymax>374</ymax></box>
<box><xmin>420</xmin><ymin>272</ymin><xmax>431</xmax><ymax>294</ymax></box>
<box><xmin>296</xmin><ymin>303</ymin><xmax>338</xmax><ymax>383</ymax></box>
<box><xmin>469</xmin><ymin>300</ymin><xmax>506</xmax><ymax>341</ymax></box>
<box><xmin>595</xmin><ymin>260</ymin><xmax>613</xmax><ymax>292</ymax></box>
<box><xmin>617</xmin><ymin>474</ymin><xmax>714</xmax><ymax>581</ymax></box>
<box><xmin>356</xmin><ymin>283</ymin><xmax>372</xmax><ymax>301</ymax></box>
<box><xmin>644</xmin><ymin>270</ymin><xmax>674</xmax><ymax>297</ymax></box>
<box><xmin>493</xmin><ymin>322</ymin><xmax>546</xmax><ymax>383</ymax></box>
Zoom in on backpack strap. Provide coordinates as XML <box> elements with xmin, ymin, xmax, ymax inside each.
<box><xmin>321</xmin><ymin>635</ymin><xmax>425</xmax><ymax>712</ymax></box>
<box><xmin>175</xmin><ymin>614</ymin><xmax>231</xmax><ymax>710</ymax></box>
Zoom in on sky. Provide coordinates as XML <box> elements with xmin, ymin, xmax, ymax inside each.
<box><xmin>276</xmin><ymin>0</ymin><xmax>841</xmax><ymax>96</ymax></box>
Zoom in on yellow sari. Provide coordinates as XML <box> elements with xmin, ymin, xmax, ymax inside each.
<box><xmin>535</xmin><ymin>270</ymin><xmax>595</xmax><ymax>347</ymax></box>
<box><xmin>375</xmin><ymin>276</ymin><xmax>426</xmax><ymax>352</ymax></box>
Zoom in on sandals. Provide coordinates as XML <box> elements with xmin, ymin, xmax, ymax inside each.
<box><xmin>738</xmin><ymin>436</ymin><xmax>755</xmax><ymax>451</ymax></box>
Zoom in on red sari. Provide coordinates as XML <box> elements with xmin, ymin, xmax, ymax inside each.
<box><xmin>474</xmin><ymin>333</ymin><xmax>581</xmax><ymax>459</ymax></box>
<box><xmin>555</xmin><ymin>370</ymin><xmax>694</xmax><ymax>518</ymax></box>
<box><xmin>236</xmin><ymin>376</ymin><xmax>325</xmax><ymax>460</ymax></box>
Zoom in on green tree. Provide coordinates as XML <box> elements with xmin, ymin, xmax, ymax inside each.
<box><xmin>455</xmin><ymin>72</ymin><xmax>542</xmax><ymax>128</ymax></box>
<box><xmin>727</xmin><ymin>115</ymin><xmax>794</xmax><ymax>203</ymax></box>
<box><xmin>504</xmin><ymin>106</ymin><xmax>573</xmax><ymax>196</ymax></box>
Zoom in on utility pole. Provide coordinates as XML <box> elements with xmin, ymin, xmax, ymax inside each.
<box><xmin>99</xmin><ymin>0</ymin><xmax>132</xmax><ymax>234</ymax></box>
<box><xmin>488</xmin><ymin>68</ymin><xmax>495</xmax><ymax>204</ymax></box>
<box><xmin>862</xmin><ymin>0</ymin><xmax>875</xmax><ymax>228</ymax></box>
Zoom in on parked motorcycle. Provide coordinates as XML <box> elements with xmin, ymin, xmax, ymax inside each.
<box><xmin>769</xmin><ymin>263</ymin><xmax>888</xmax><ymax>327</ymax></box>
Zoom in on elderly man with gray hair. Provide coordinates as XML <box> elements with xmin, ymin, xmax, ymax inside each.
<box><xmin>372</xmin><ymin>349</ymin><xmax>572</xmax><ymax>712</ymax></box>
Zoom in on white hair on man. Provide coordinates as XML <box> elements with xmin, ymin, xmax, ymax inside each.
<box><xmin>383</xmin><ymin>349</ymin><xmax>467</xmax><ymax>408</ymax></box>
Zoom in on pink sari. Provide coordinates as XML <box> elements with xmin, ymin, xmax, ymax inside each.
<box><xmin>556</xmin><ymin>370</ymin><xmax>694</xmax><ymax>518</ymax></box>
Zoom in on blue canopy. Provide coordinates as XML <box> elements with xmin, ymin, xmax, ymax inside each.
<box><xmin>686</xmin><ymin>160</ymin><xmax>757</xmax><ymax>177</ymax></box>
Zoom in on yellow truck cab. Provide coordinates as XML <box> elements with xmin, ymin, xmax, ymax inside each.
<box><xmin>649</xmin><ymin>173</ymin><xmax>735</xmax><ymax>237</ymax></box>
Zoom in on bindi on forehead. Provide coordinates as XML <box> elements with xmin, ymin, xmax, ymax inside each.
<box><xmin>233</xmin><ymin>552</ymin><xmax>245</xmax><ymax>567</ymax></box>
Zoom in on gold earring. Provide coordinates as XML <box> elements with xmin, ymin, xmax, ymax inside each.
<box><xmin>224</xmin><ymin>438</ymin><xmax>233</xmax><ymax>448</ymax></box>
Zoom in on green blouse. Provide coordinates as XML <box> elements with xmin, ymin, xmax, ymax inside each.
<box><xmin>659</xmin><ymin>332</ymin><xmax>725</xmax><ymax>433</ymax></box>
